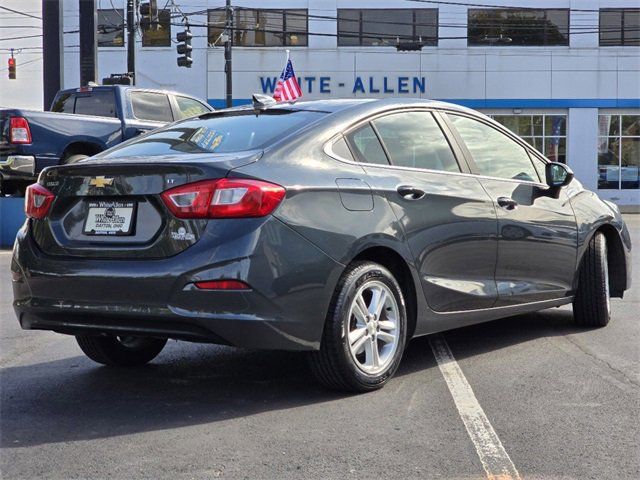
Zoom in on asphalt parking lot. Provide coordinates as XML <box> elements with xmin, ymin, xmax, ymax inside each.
<box><xmin>1</xmin><ymin>216</ymin><xmax>638</xmax><ymax>480</ymax></box>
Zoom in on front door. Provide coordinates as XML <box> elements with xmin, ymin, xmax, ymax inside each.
<box><xmin>444</xmin><ymin>112</ymin><xmax>578</xmax><ymax>306</ymax></box>
<box><xmin>345</xmin><ymin>110</ymin><xmax>499</xmax><ymax>312</ymax></box>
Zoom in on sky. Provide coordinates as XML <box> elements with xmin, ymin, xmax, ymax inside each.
<box><xmin>0</xmin><ymin>0</ymin><xmax>44</xmax><ymax>110</ymax></box>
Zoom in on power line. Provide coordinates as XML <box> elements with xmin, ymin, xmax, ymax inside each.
<box><xmin>0</xmin><ymin>5</ymin><xmax>42</xmax><ymax>20</ymax></box>
<box><xmin>406</xmin><ymin>0</ymin><xmax>599</xmax><ymax>13</ymax></box>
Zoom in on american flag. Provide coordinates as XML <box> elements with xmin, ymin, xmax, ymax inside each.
<box><xmin>273</xmin><ymin>58</ymin><xmax>302</xmax><ymax>103</ymax></box>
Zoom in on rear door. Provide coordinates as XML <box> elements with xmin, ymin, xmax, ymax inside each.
<box><xmin>444</xmin><ymin>112</ymin><xmax>577</xmax><ymax>305</ymax></box>
<box><xmin>346</xmin><ymin>110</ymin><xmax>499</xmax><ymax>312</ymax></box>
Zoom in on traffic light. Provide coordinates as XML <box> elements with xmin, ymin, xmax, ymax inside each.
<box><xmin>176</xmin><ymin>30</ymin><xmax>193</xmax><ymax>68</ymax></box>
<box><xmin>8</xmin><ymin>57</ymin><xmax>16</xmax><ymax>79</ymax></box>
<box><xmin>139</xmin><ymin>1</ymin><xmax>158</xmax><ymax>31</ymax></box>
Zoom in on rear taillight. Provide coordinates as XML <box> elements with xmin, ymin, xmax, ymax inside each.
<box><xmin>25</xmin><ymin>183</ymin><xmax>55</xmax><ymax>219</ymax></box>
<box><xmin>9</xmin><ymin>117</ymin><xmax>32</xmax><ymax>144</ymax></box>
<box><xmin>161</xmin><ymin>178</ymin><xmax>285</xmax><ymax>219</ymax></box>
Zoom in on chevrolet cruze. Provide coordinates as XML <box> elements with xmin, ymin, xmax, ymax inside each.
<box><xmin>11</xmin><ymin>99</ymin><xmax>632</xmax><ymax>392</ymax></box>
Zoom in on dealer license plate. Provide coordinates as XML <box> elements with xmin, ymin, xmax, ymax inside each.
<box><xmin>83</xmin><ymin>201</ymin><xmax>136</xmax><ymax>236</ymax></box>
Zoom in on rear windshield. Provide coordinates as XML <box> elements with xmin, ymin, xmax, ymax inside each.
<box><xmin>101</xmin><ymin>110</ymin><xmax>326</xmax><ymax>157</ymax></box>
<box><xmin>51</xmin><ymin>89</ymin><xmax>117</xmax><ymax>118</ymax></box>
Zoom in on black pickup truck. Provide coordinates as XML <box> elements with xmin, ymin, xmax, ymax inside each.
<box><xmin>0</xmin><ymin>85</ymin><xmax>213</xmax><ymax>195</ymax></box>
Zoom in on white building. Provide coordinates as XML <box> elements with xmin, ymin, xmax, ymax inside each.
<box><xmin>5</xmin><ymin>0</ymin><xmax>640</xmax><ymax>206</ymax></box>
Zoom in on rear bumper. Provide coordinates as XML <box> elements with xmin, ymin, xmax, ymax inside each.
<box><xmin>0</xmin><ymin>154</ymin><xmax>36</xmax><ymax>180</ymax></box>
<box><xmin>11</xmin><ymin>217</ymin><xmax>344</xmax><ymax>350</ymax></box>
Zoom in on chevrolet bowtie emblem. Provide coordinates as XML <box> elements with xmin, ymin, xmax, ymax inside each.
<box><xmin>89</xmin><ymin>176</ymin><xmax>114</xmax><ymax>188</ymax></box>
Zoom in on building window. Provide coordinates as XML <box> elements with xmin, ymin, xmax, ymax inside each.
<box><xmin>600</xmin><ymin>9</ymin><xmax>640</xmax><ymax>46</ymax></box>
<box><xmin>141</xmin><ymin>9</ymin><xmax>171</xmax><ymax>47</ymax></box>
<box><xmin>97</xmin><ymin>9</ymin><xmax>124</xmax><ymax>47</ymax></box>
<box><xmin>598</xmin><ymin>114</ymin><xmax>640</xmax><ymax>189</ymax></box>
<box><xmin>468</xmin><ymin>9</ymin><xmax>569</xmax><ymax>46</ymax></box>
<box><xmin>338</xmin><ymin>9</ymin><xmax>438</xmax><ymax>47</ymax></box>
<box><xmin>490</xmin><ymin>114</ymin><xmax>567</xmax><ymax>163</ymax></box>
<box><xmin>208</xmin><ymin>8</ymin><xmax>308</xmax><ymax>47</ymax></box>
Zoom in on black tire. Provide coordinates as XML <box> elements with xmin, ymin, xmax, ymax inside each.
<box><xmin>309</xmin><ymin>261</ymin><xmax>407</xmax><ymax>392</ymax></box>
<box><xmin>62</xmin><ymin>153</ymin><xmax>89</xmax><ymax>164</ymax></box>
<box><xmin>76</xmin><ymin>335</ymin><xmax>167</xmax><ymax>366</ymax></box>
<box><xmin>573</xmin><ymin>232</ymin><xmax>611</xmax><ymax>327</ymax></box>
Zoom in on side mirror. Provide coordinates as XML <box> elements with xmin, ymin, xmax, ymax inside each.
<box><xmin>545</xmin><ymin>162</ymin><xmax>574</xmax><ymax>188</ymax></box>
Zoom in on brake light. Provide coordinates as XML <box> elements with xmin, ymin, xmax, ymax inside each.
<box><xmin>25</xmin><ymin>183</ymin><xmax>55</xmax><ymax>219</ymax></box>
<box><xmin>195</xmin><ymin>280</ymin><xmax>251</xmax><ymax>290</ymax></box>
<box><xmin>9</xmin><ymin>116</ymin><xmax>32</xmax><ymax>144</ymax></box>
<box><xmin>161</xmin><ymin>178</ymin><xmax>285</xmax><ymax>219</ymax></box>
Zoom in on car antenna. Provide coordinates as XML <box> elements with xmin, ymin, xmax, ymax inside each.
<box><xmin>252</xmin><ymin>94</ymin><xmax>277</xmax><ymax>115</ymax></box>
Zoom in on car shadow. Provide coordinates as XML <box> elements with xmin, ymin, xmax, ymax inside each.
<box><xmin>1</xmin><ymin>307</ymin><xmax>587</xmax><ymax>448</ymax></box>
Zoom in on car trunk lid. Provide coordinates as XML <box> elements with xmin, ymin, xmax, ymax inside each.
<box><xmin>32</xmin><ymin>151</ymin><xmax>261</xmax><ymax>258</ymax></box>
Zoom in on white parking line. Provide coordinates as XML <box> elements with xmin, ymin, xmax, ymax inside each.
<box><xmin>429</xmin><ymin>334</ymin><xmax>522</xmax><ymax>480</ymax></box>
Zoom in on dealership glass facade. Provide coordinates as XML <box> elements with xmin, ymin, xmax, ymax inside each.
<box><xmin>467</xmin><ymin>9</ymin><xmax>570</xmax><ymax>46</ymax></box>
<box><xmin>598</xmin><ymin>114</ymin><xmax>640</xmax><ymax>190</ymax></box>
<box><xmin>208</xmin><ymin>8</ymin><xmax>308</xmax><ymax>47</ymax></box>
<box><xmin>337</xmin><ymin>9</ymin><xmax>438</xmax><ymax>47</ymax></box>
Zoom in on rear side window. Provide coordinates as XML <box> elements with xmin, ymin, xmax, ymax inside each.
<box><xmin>372</xmin><ymin>111</ymin><xmax>460</xmax><ymax>172</ymax></box>
<box><xmin>447</xmin><ymin>114</ymin><xmax>540</xmax><ymax>182</ymax></box>
<box><xmin>131</xmin><ymin>91</ymin><xmax>173</xmax><ymax>122</ymax></box>
<box><xmin>51</xmin><ymin>92</ymin><xmax>75</xmax><ymax>113</ymax></box>
<box><xmin>51</xmin><ymin>90</ymin><xmax>117</xmax><ymax>117</ymax></box>
<box><xmin>101</xmin><ymin>110</ymin><xmax>326</xmax><ymax>157</ymax></box>
<box><xmin>74</xmin><ymin>90</ymin><xmax>117</xmax><ymax>117</ymax></box>
<box><xmin>346</xmin><ymin>124</ymin><xmax>389</xmax><ymax>165</ymax></box>
<box><xmin>175</xmin><ymin>96</ymin><xmax>211</xmax><ymax>119</ymax></box>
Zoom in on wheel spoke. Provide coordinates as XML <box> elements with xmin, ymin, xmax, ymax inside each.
<box><xmin>378</xmin><ymin>320</ymin><xmax>396</xmax><ymax>331</ymax></box>
<box><xmin>374</xmin><ymin>288</ymin><xmax>388</xmax><ymax>318</ymax></box>
<box><xmin>371</xmin><ymin>338</ymin><xmax>380</xmax><ymax>368</ymax></box>
<box><xmin>349</xmin><ymin>327</ymin><xmax>367</xmax><ymax>347</ymax></box>
<box><xmin>377</xmin><ymin>331</ymin><xmax>395</xmax><ymax>344</ymax></box>
<box><xmin>351</xmin><ymin>333</ymin><xmax>368</xmax><ymax>355</ymax></box>
<box><xmin>356</xmin><ymin>294</ymin><xmax>369</xmax><ymax>321</ymax></box>
<box><xmin>352</xmin><ymin>300</ymin><xmax>368</xmax><ymax>325</ymax></box>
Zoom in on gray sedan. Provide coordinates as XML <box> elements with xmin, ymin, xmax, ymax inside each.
<box><xmin>11</xmin><ymin>98</ymin><xmax>632</xmax><ymax>392</ymax></box>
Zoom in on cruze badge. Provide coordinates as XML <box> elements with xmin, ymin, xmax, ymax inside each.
<box><xmin>89</xmin><ymin>176</ymin><xmax>114</xmax><ymax>188</ymax></box>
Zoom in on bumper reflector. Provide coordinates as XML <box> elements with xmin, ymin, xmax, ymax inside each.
<box><xmin>194</xmin><ymin>280</ymin><xmax>251</xmax><ymax>290</ymax></box>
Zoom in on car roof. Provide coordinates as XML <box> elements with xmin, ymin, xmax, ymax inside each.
<box><xmin>223</xmin><ymin>98</ymin><xmax>477</xmax><ymax>116</ymax></box>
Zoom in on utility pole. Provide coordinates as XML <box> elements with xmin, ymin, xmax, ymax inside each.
<box><xmin>127</xmin><ymin>0</ymin><xmax>136</xmax><ymax>84</ymax></box>
<box><xmin>42</xmin><ymin>0</ymin><xmax>64</xmax><ymax>110</ymax></box>
<box><xmin>79</xmin><ymin>0</ymin><xmax>98</xmax><ymax>85</ymax></box>
<box><xmin>224</xmin><ymin>0</ymin><xmax>233</xmax><ymax>108</ymax></box>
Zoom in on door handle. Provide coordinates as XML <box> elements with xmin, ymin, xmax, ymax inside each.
<box><xmin>397</xmin><ymin>186</ymin><xmax>426</xmax><ymax>200</ymax></box>
<box><xmin>497</xmin><ymin>196</ymin><xmax>518</xmax><ymax>210</ymax></box>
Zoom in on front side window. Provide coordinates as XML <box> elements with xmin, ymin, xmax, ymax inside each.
<box><xmin>372</xmin><ymin>112</ymin><xmax>459</xmax><ymax>172</ymax></box>
<box><xmin>208</xmin><ymin>9</ymin><xmax>308</xmax><ymax>47</ymax></box>
<box><xmin>338</xmin><ymin>9</ymin><xmax>438</xmax><ymax>46</ymax></box>
<box><xmin>468</xmin><ymin>9</ymin><xmax>569</xmax><ymax>46</ymax></box>
<box><xmin>131</xmin><ymin>91</ymin><xmax>173</xmax><ymax>123</ymax></box>
<box><xmin>600</xmin><ymin>9</ymin><xmax>640</xmax><ymax>46</ymax></box>
<box><xmin>598</xmin><ymin>114</ymin><xmax>640</xmax><ymax>189</ymax></box>
<box><xmin>447</xmin><ymin>114</ymin><xmax>539</xmax><ymax>182</ymax></box>
<box><xmin>141</xmin><ymin>9</ymin><xmax>171</xmax><ymax>47</ymax></box>
<box><xmin>175</xmin><ymin>96</ymin><xmax>211</xmax><ymax>120</ymax></box>
<box><xmin>97</xmin><ymin>9</ymin><xmax>124</xmax><ymax>47</ymax></box>
<box><xmin>101</xmin><ymin>110</ymin><xmax>326</xmax><ymax>157</ymax></box>
<box><xmin>490</xmin><ymin>114</ymin><xmax>567</xmax><ymax>163</ymax></box>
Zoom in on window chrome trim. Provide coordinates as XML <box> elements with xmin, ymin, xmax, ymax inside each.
<box><xmin>323</xmin><ymin>106</ymin><xmax>550</xmax><ymax>189</ymax></box>
<box><xmin>324</xmin><ymin>136</ymin><xmax>548</xmax><ymax>188</ymax></box>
